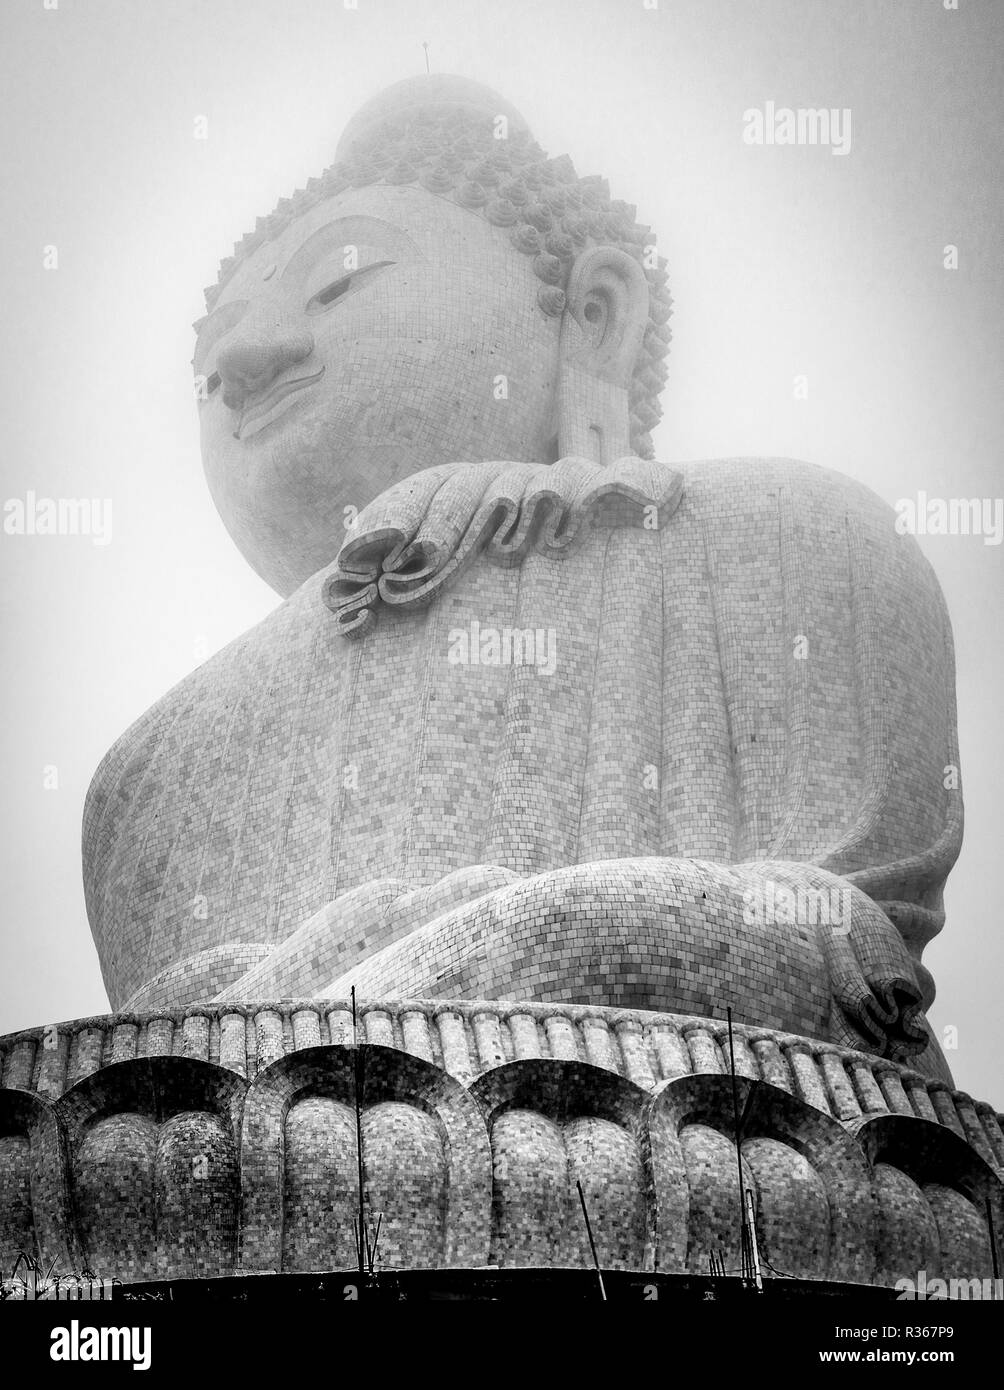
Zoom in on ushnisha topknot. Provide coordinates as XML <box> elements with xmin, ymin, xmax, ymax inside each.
<box><xmin>204</xmin><ymin>75</ymin><xmax>673</xmax><ymax>458</ymax></box>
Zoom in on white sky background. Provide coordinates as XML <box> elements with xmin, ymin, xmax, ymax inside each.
<box><xmin>0</xmin><ymin>0</ymin><xmax>1001</xmax><ymax>1106</ymax></box>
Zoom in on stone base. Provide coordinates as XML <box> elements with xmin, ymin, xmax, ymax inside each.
<box><xmin>1</xmin><ymin>999</ymin><xmax>1001</xmax><ymax>1289</ymax></box>
<box><xmin>113</xmin><ymin>1268</ymin><xmax>902</xmax><ymax>1303</ymax></box>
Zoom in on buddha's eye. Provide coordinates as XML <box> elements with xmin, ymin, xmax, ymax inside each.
<box><xmin>305</xmin><ymin>260</ymin><xmax>395</xmax><ymax>315</ymax></box>
<box><xmin>205</xmin><ymin>371</ymin><xmax>221</xmax><ymax>394</ymax></box>
<box><xmin>311</xmin><ymin>275</ymin><xmax>352</xmax><ymax>309</ymax></box>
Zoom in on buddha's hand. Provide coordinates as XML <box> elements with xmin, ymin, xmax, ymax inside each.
<box><xmin>746</xmin><ymin>861</ymin><xmax>928</xmax><ymax>1059</ymax></box>
<box><xmin>324</xmin><ymin>455</ymin><xmax>684</xmax><ymax>635</ymax></box>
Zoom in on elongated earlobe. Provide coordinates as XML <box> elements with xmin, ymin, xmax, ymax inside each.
<box><xmin>556</xmin><ymin>247</ymin><xmax>651</xmax><ymax>463</ymax></box>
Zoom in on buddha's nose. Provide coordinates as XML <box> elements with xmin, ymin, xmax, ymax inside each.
<box><xmin>217</xmin><ymin>323</ymin><xmax>315</xmax><ymax>409</ymax></box>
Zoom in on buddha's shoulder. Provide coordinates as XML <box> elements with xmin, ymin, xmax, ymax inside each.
<box><xmin>672</xmin><ymin>456</ymin><xmax>947</xmax><ymax>607</ymax></box>
<box><xmin>676</xmin><ymin>456</ymin><xmax>897</xmax><ymax>523</ymax></box>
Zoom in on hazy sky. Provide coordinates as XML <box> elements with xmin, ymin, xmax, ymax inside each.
<box><xmin>1</xmin><ymin>0</ymin><xmax>1001</xmax><ymax>1106</ymax></box>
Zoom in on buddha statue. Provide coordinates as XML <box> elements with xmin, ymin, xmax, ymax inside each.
<box><xmin>7</xmin><ymin>70</ymin><xmax>1004</xmax><ymax>1301</ymax></box>
<box><xmin>82</xmin><ymin>73</ymin><xmax>962</xmax><ymax>1084</ymax></box>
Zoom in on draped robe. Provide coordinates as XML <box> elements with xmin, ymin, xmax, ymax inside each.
<box><xmin>83</xmin><ymin>457</ymin><xmax>962</xmax><ymax>1079</ymax></box>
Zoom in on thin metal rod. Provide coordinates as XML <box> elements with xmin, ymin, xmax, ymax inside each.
<box><xmin>351</xmin><ymin>986</ymin><xmax>366</xmax><ymax>1277</ymax></box>
<box><xmin>576</xmin><ymin>1179</ymin><xmax>607</xmax><ymax>1301</ymax></box>
<box><xmin>744</xmin><ymin>1186</ymin><xmax>764</xmax><ymax>1293</ymax></box>
<box><xmin>987</xmin><ymin>1199</ymin><xmax>1000</xmax><ymax>1283</ymax></box>
<box><xmin>727</xmin><ymin>1007</ymin><xmax>749</xmax><ymax>1282</ymax></box>
<box><xmin>737</xmin><ymin>1085</ymin><xmax>759</xmax><ymax>1139</ymax></box>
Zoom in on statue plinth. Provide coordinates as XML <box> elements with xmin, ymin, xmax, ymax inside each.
<box><xmin>1</xmin><ymin>999</ymin><xmax>1001</xmax><ymax>1287</ymax></box>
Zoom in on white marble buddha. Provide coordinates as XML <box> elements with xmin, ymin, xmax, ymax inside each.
<box><xmin>83</xmin><ymin>77</ymin><xmax>962</xmax><ymax>1082</ymax></box>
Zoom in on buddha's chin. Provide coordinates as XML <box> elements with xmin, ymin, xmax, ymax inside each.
<box><xmin>202</xmin><ymin>465</ymin><xmax>403</xmax><ymax>598</ymax></box>
<box><xmin>204</xmin><ymin>419</ymin><xmax>490</xmax><ymax>594</ymax></box>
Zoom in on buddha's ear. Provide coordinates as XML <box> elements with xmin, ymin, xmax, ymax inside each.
<box><xmin>556</xmin><ymin>247</ymin><xmax>649</xmax><ymax>462</ymax></box>
<box><xmin>561</xmin><ymin>246</ymin><xmax>649</xmax><ymax>387</ymax></box>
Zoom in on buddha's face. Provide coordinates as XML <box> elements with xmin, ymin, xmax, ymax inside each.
<box><xmin>196</xmin><ymin>184</ymin><xmax>561</xmax><ymax>596</ymax></box>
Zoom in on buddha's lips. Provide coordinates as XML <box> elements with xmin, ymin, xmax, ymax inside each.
<box><xmin>236</xmin><ymin>366</ymin><xmax>325</xmax><ymax>438</ymax></box>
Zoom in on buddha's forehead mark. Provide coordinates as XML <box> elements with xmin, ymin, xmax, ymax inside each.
<box><xmin>279</xmin><ymin>214</ymin><xmax>423</xmax><ymax>284</ymax></box>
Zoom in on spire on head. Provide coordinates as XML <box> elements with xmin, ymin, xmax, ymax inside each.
<box><xmin>205</xmin><ymin>75</ymin><xmax>673</xmax><ymax>456</ymax></box>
